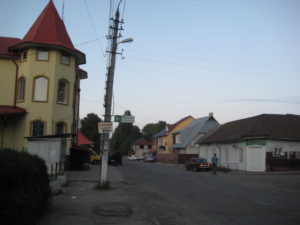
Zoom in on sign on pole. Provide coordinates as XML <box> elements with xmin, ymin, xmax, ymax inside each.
<box><xmin>114</xmin><ymin>115</ymin><xmax>135</xmax><ymax>123</ymax></box>
<box><xmin>98</xmin><ymin>122</ymin><xmax>113</xmax><ymax>134</ymax></box>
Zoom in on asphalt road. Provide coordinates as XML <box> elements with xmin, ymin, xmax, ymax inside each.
<box><xmin>116</xmin><ymin>160</ymin><xmax>300</xmax><ymax>225</ymax></box>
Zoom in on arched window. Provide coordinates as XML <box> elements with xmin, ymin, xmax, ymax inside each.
<box><xmin>31</xmin><ymin>120</ymin><xmax>45</xmax><ymax>136</ymax></box>
<box><xmin>33</xmin><ymin>76</ymin><xmax>48</xmax><ymax>102</ymax></box>
<box><xmin>17</xmin><ymin>77</ymin><xmax>25</xmax><ymax>101</ymax></box>
<box><xmin>57</xmin><ymin>79</ymin><xmax>69</xmax><ymax>104</ymax></box>
<box><xmin>56</xmin><ymin>122</ymin><xmax>67</xmax><ymax>135</ymax></box>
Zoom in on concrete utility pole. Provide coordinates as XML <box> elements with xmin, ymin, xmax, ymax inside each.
<box><xmin>100</xmin><ymin>7</ymin><xmax>120</xmax><ymax>184</ymax></box>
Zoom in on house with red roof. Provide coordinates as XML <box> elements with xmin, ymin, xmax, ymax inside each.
<box><xmin>0</xmin><ymin>1</ymin><xmax>87</xmax><ymax>152</ymax></box>
<box><xmin>133</xmin><ymin>137</ymin><xmax>153</xmax><ymax>156</ymax></box>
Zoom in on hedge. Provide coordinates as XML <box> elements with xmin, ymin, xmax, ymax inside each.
<box><xmin>0</xmin><ymin>149</ymin><xmax>51</xmax><ymax>225</ymax></box>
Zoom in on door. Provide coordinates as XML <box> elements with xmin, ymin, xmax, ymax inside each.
<box><xmin>246</xmin><ymin>146</ymin><xmax>266</xmax><ymax>172</ymax></box>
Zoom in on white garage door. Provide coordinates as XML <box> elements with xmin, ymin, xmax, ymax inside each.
<box><xmin>246</xmin><ymin>146</ymin><xmax>266</xmax><ymax>172</ymax></box>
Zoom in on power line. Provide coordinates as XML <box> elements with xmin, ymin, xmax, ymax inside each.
<box><xmin>75</xmin><ymin>36</ymin><xmax>106</xmax><ymax>47</ymax></box>
<box><xmin>83</xmin><ymin>0</ymin><xmax>105</xmax><ymax>55</ymax></box>
<box><xmin>126</xmin><ymin>57</ymin><xmax>300</xmax><ymax>79</ymax></box>
<box><xmin>81</xmin><ymin>98</ymin><xmax>160</xmax><ymax>122</ymax></box>
<box><xmin>127</xmin><ymin>49</ymin><xmax>300</xmax><ymax>71</ymax></box>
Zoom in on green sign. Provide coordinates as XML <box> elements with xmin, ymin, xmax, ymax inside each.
<box><xmin>245</xmin><ymin>140</ymin><xmax>265</xmax><ymax>146</ymax></box>
<box><xmin>114</xmin><ymin>115</ymin><xmax>135</xmax><ymax>123</ymax></box>
<box><xmin>114</xmin><ymin>115</ymin><xmax>122</xmax><ymax>122</ymax></box>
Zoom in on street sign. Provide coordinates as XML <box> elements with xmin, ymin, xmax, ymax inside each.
<box><xmin>114</xmin><ymin>115</ymin><xmax>122</xmax><ymax>122</ymax></box>
<box><xmin>98</xmin><ymin>122</ymin><xmax>113</xmax><ymax>133</ymax></box>
<box><xmin>114</xmin><ymin>115</ymin><xmax>135</xmax><ymax>123</ymax></box>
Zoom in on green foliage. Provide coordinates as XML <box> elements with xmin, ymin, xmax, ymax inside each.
<box><xmin>109</xmin><ymin>123</ymin><xmax>142</xmax><ymax>155</ymax></box>
<box><xmin>80</xmin><ymin>113</ymin><xmax>102</xmax><ymax>152</ymax></box>
<box><xmin>142</xmin><ymin>121</ymin><xmax>166</xmax><ymax>141</ymax></box>
<box><xmin>0</xmin><ymin>149</ymin><xmax>51</xmax><ymax>225</ymax></box>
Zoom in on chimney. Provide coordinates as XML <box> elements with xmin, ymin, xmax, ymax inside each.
<box><xmin>209</xmin><ymin>112</ymin><xmax>213</xmax><ymax>117</ymax></box>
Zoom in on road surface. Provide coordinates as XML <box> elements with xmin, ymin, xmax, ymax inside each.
<box><xmin>116</xmin><ymin>160</ymin><xmax>300</xmax><ymax>225</ymax></box>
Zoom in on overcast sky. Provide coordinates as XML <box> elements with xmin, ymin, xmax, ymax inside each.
<box><xmin>1</xmin><ymin>0</ymin><xmax>300</xmax><ymax>130</ymax></box>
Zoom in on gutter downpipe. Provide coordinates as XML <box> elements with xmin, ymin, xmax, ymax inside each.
<box><xmin>12</xmin><ymin>58</ymin><xmax>19</xmax><ymax>107</ymax></box>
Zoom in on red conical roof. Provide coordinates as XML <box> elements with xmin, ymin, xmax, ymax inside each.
<box><xmin>10</xmin><ymin>1</ymin><xmax>85</xmax><ymax>64</ymax></box>
<box><xmin>23</xmin><ymin>1</ymin><xmax>74</xmax><ymax>49</ymax></box>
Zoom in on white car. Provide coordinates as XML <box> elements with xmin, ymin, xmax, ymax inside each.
<box><xmin>127</xmin><ymin>155</ymin><xmax>144</xmax><ymax>160</ymax></box>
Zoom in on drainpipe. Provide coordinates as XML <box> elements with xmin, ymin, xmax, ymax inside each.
<box><xmin>72</xmin><ymin>68</ymin><xmax>79</xmax><ymax>146</ymax></box>
<box><xmin>12</xmin><ymin>58</ymin><xmax>19</xmax><ymax>107</ymax></box>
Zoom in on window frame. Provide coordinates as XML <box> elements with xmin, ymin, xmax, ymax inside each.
<box><xmin>36</xmin><ymin>48</ymin><xmax>49</xmax><ymax>61</ymax></box>
<box><xmin>57</xmin><ymin>79</ymin><xmax>69</xmax><ymax>105</ymax></box>
<box><xmin>17</xmin><ymin>77</ymin><xmax>26</xmax><ymax>102</ymax></box>
<box><xmin>56</xmin><ymin>121</ymin><xmax>67</xmax><ymax>135</ymax></box>
<box><xmin>21</xmin><ymin>51</ymin><xmax>27</xmax><ymax>62</ymax></box>
<box><xmin>60</xmin><ymin>52</ymin><xmax>70</xmax><ymax>66</ymax></box>
<box><xmin>32</xmin><ymin>75</ymin><xmax>49</xmax><ymax>102</ymax></box>
<box><xmin>30</xmin><ymin>120</ymin><xmax>46</xmax><ymax>137</ymax></box>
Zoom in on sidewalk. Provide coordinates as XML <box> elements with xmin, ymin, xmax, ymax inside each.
<box><xmin>39</xmin><ymin>165</ymin><xmax>155</xmax><ymax>225</ymax></box>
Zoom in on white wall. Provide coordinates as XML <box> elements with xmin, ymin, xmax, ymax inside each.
<box><xmin>266</xmin><ymin>140</ymin><xmax>300</xmax><ymax>155</ymax></box>
<box><xmin>198</xmin><ymin>142</ymin><xmax>246</xmax><ymax>170</ymax></box>
<box><xmin>198</xmin><ymin>140</ymin><xmax>300</xmax><ymax>172</ymax></box>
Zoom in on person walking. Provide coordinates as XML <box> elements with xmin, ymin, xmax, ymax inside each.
<box><xmin>211</xmin><ymin>153</ymin><xmax>218</xmax><ymax>175</ymax></box>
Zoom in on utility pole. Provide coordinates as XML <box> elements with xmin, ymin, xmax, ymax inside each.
<box><xmin>100</xmin><ymin>6</ymin><xmax>122</xmax><ymax>184</ymax></box>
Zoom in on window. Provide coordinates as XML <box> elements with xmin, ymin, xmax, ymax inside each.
<box><xmin>17</xmin><ymin>77</ymin><xmax>25</xmax><ymax>101</ymax></box>
<box><xmin>31</xmin><ymin>120</ymin><xmax>45</xmax><ymax>136</ymax></box>
<box><xmin>61</xmin><ymin>52</ymin><xmax>70</xmax><ymax>65</ymax></box>
<box><xmin>140</xmin><ymin>145</ymin><xmax>144</xmax><ymax>149</ymax></box>
<box><xmin>21</xmin><ymin>51</ymin><xmax>27</xmax><ymax>61</ymax></box>
<box><xmin>57</xmin><ymin>79</ymin><xmax>69</xmax><ymax>104</ymax></box>
<box><xmin>272</xmin><ymin>147</ymin><xmax>286</xmax><ymax>158</ymax></box>
<box><xmin>56</xmin><ymin>122</ymin><xmax>66</xmax><ymax>135</ymax></box>
<box><xmin>37</xmin><ymin>49</ymin><xmax>49</xmax><ymax>61</ymax></box>
<box><xmin>33</xmin><ymin>76</ymin><xmax>48</xmax><ymax>101</ymax></box>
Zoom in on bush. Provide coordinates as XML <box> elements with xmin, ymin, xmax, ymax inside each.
<box><xmin>0</xmin><ymin>149</ymin><xmax>51</xmax><ymax>225</ymax></box>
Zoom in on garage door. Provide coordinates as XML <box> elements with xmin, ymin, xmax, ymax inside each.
<box><xmin>246</xmin><ymin>146</ymin><xmax>266</xmax><ymax>172</ymax></box>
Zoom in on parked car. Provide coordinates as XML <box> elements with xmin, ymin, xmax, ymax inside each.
<box><xmin>127</xmin><ymin>155</ymin><xmax>144</xmax><ymax>160</ymax></box>
<box><xmin>185</xmin><ymin>158</ymin><xmax>212</xmax><ymax>171</ymax></box>
<box><xmin>90</xmin><ymin>149</ymin><xmax>101</xmax><ymax>164</ymax></box>
<box><xmin>108</xmin><ymin>152</ymin><xmax>122</xmax><ymax>166</ymax></box>
<box><xmin>144</xmin><ymin>154</ymin><xmax>155</xmax><ymax>162</ymax></box>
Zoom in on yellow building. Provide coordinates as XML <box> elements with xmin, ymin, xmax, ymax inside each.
<box><xmin>154</xmin><ymin>116</ymin><xmax>194</xmax><ymax>163</ymax></box>
<box><xmin>0</xmin><ymin>1</ymin><xmax>87</xmax><ymax>151</ymax></box>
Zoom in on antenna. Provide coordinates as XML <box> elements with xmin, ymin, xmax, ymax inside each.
<box><xmin>62</xmin><ymin>0</ymin><xmax>65</xmax><ymax>21</ymax></box>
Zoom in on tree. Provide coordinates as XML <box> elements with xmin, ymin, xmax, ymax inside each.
<box><xmin>80</xmin><ymin>113</ymin><xmax>102</xmax><ymax>152</ymax></box>
<box><xmin>109</xmin><ymin>110</ymin><xmax>142</xmax><ymax>155</ymax></box>
<box><xmin>142</xmin><ymin>121</ymin><xmax>167</xmax><ymax>141</ymax></box>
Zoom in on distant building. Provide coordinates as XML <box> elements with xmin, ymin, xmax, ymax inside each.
<box><xmin>0</xmin><ymin>1</ymin><xmax>87</xmax><ymax>152</ymax></box>
<box><xmin>172</xmin><ymin>113</ymin><xmax>219</xmax><ymax>164</ymax></box>
<box><xmin>133</xmin><ymin>137</ymin><xmax>153</xmax><ymax>156</ymax></box>
<box><xmin>196</xmin><ymin>114</ymin><xmax>300</xmax><ymax>172</ymax></box>
<box><xmin>154</xmin><ymin>115</ymin><xmax>194</xmax><ymax>163</ymax></box>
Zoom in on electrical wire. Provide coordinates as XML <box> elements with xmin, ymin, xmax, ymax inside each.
<box><xmin>81</xmin><ymin>98</ymin><xmax>160</xmax><ymax>122</ymax></box>
<box><xmin>126</xmin><ymin>57</ymin><xmax>300</xmax><ymax>79</ymax></box>
<box><xmin>126</xmin><ymin>49</ymin><xmax>300</xmax><ymax>71</ymax></box>
<box><xmin>83</xmin><ymin>0</ymin><xmax>105</xmax><ymax>56</ymax></box>
<box><xmin>75</xmin><ymin>36</ymin><xmax>107</xmax><ymax>47</ymax></box>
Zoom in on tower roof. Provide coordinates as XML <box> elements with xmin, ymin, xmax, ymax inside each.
<box><xmin>10</xmin><ymin>1</ymin><xmax>85</xmax><ymax>64</ymax></box>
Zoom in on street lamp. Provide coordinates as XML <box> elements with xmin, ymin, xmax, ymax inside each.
<box><xmin>118</xmin><ymin>38</ymin><xmax>134</xmax><ymax>44</ymax></box>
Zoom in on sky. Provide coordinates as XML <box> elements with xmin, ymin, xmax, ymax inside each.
<box><xmin>1</xmin><ymin>0</ymin><xmax>300</xmax><ymax>130</ymax></box>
